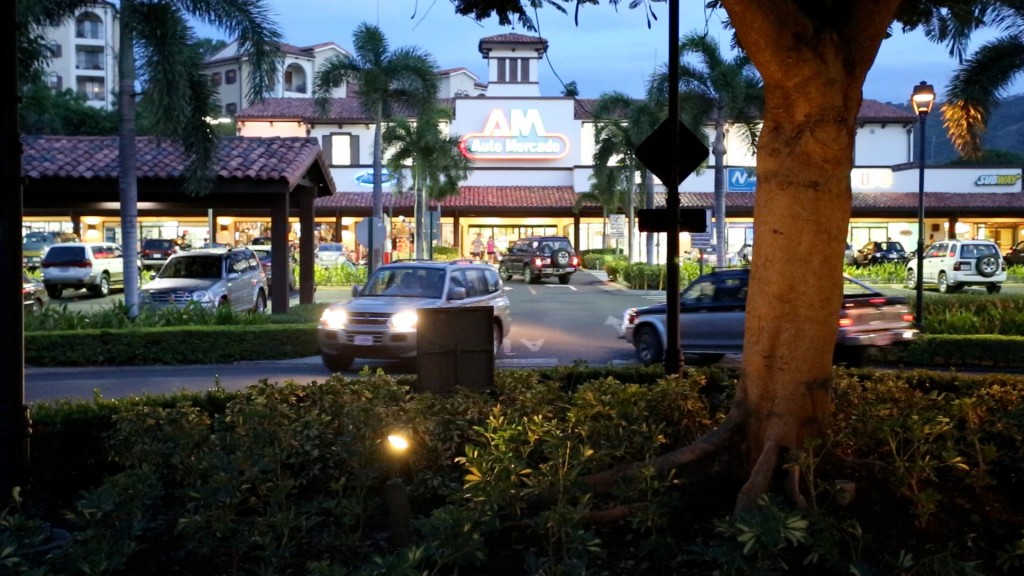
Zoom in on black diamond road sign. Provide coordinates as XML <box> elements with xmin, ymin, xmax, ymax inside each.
<box><xmin>634</xmin><ymin>118</ymin><xmax>710</xmax><ymax>186</ymax></box>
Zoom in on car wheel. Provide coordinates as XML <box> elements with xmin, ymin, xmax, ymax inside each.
<box><xmin>634</xmin><ymin>325</ymin><xmax>664</xmax><ymax>366</ymax></box>
<box><xmin>987</xmin><ymin>283</ymin><xmax>1002</xmax><ymax>294</ymax></box>
<box><xmin>252</xmin><ymin>290</ymin><xmax>267</xmax><ymax>314</ymax></box>
<box><xmin>493</xmin><ymin>324</ymin><xmax>502</xmax><ymax>357</ymax></box>
<box><xmin>551</xmin><ymin>248</ymin><xmax>571</xmax><ymax>267</ymax></box>
<box><xmin>905</xmin><ymin>268</ymin><xmax>916</xmax><ymax>289</ymax></box>
<box><xmin>528</xmin><ymin>267</ymin><xmax>542</xmax><ymax>283</ymax></box>
<box><xmin>937</xmin><ymin>272</ymin><xmax>950</xmax><ymax>294</ymax></box>
<box><xmin>322</xmin><ymin>352</ymin><xmax>354</xmax><ymax>372</ymax></box>
<box><xmin>976</xmin><ymin>255</ymin><xmax>1000</xmax><ymax>278</ymax></box>
<box><xmin>31</xmin><ymin>298</ymin><xmax>45</xmax><ymax>313</ymax></box>
<box><xmin>45</xmin><ymin>285</ymin><xmax>62</xmax><ymax>299</ymax></box>
<box><xmin>88</xmin><ymin>273</ymin><xmax>111</xmax><ymax>296</ymax></box>
<box><xmin>499</xmin><ymin>263</ymin><xmax>513</xmax><ymax>281</ymax></box>
<box><xmin>558</xmin><ymin>274</ymin><xmax>571</xmax><ymax>285</ymax></box>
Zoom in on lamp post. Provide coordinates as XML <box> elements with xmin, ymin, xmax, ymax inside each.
<box><xmin>911</xmin><ymin>81</ymin><xmax>935</xmax><ymax>330</ymax></box>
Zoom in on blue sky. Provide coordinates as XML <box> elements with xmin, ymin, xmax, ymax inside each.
<box><xmin>196</xmin><ymin>0</ymin><xmax>1023</xmax><ymax>105</ymax></box>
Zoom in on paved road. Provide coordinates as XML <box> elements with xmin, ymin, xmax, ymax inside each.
<box><xmin>25</xmin><ymin>270</ymin><xmax>658</xmax><ymax>403</ymax></box>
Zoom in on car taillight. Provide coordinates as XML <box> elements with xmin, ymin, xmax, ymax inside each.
<box><xmin>571</xmin><ymin>255</ymin><xmax>579</xmax><ymax>266</ymax></box>
<box><xmin>902</xmin><ymin>313</ymin><xmax>914</xmax><ymax>323</ymax></box>
<box><xmin>533</xmin><ymin>257</ymin><xmax>545</xmax><ymax>266</ymax></box>
<box><xmin>626</xmin><ymin>310</ymin><xmax>637</xmax><ymax>325</ymax></box>
<box><xmin>954</xmin><ymin>261</ymin><xmax>969</xmax><ymax>271</ymax></box>
<box><xmin>838</xmin><ymin>317</ymin><xmax>853</xmax><ymax>327</ymax></box>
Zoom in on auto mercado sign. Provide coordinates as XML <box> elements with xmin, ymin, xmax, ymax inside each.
<box><xmin>459</xmin><ymin>108</ymin><xmax>570</xmax><ymax>161</ymax></box>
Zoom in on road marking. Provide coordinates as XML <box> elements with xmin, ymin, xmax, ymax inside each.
<box><xmin>547</xmin><ymin>284</ymin><xmax>577</xmax><ymax>290</ymax></box>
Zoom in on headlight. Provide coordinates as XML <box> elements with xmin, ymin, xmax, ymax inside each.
<box><xmin>320</xmin><ymin>308</ymin><xmax>348</xmax><ymax>330</ymax></box>
<box><xmin>191</xmin><ymin>290</ymin><xmax>213</xmax><ymax>303</ymax></box>
<box><xmin>390</xmin><ymin>310</ymin><xmax>418</xmax><ymax>331</ymax></box>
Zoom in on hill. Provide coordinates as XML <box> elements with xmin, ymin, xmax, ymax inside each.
<box><xmin>879</xmin><ymin>93</ymin><xmax>1024</xmax><ymax>164</ymax></box>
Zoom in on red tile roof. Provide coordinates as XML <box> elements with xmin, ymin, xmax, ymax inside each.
<box><xmin>21</xmin><ymin>135</ymin><xmax>336</xmax><ymax>192</ymax></box>
<box><xmin>479</xmin><ymin>33</ymin><xmax>546</xmax><ymax>44</ymax></box>
<box><xmin>239</xmin><ymin>96</ymin><xmax>912</xmax><ymax>124</ymax></box>
<box><xmin>316</xmin><ymin>186</ymin><xmax>590</xmax><ymax>210</ymax></box>
<box><xmin>237</xmin><ymin>97</ymin><xmax>456</xmax><ymax>122</ymax></box>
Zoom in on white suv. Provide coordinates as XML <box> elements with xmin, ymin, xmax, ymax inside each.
<box><xmin>41</xmin><ymin>242</ymin><xmax>132</xmax><ymax>298</ymax></box>
<box><xmin>906</xmin><ymin>239</ymin><xmax>1006</xmax><ymax>294</ymax></box>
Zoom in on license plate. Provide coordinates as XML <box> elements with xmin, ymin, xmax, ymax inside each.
<box><xmin>353</xmin><ymin>335</ymin><xmax>373</xmax><ymax>346</ymax></box>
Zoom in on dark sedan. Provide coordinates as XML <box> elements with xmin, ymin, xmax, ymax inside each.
<box><xmin>855</xmin><ymin>240</ymin><xmax>909</xmax><ymax>266</ymax></box>
<box><xmin>23</xmin><ymin>272</ymin><xmax>48</xmax><ymax>313</ymax></box>
<box><xmin>1005</xmin><ymin>241</ymin><xmax>1024</xmax><ymax>267</ymax></box>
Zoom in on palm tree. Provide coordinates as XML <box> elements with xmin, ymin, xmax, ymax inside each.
<box><xmin>648</xmin><ymin>32</ymin><xmax>763</xmax><ymax>268</ymax></box>
<box><xmin>588</xmin><ymin>92</ymin><xmax>660</xmax><ymax>263</ymax></box>
<box><xmin>18</xmin><ymin>1</ymin><xmax>281</xmax><ymax>316</ymax></box>
<box><xmin>314</xmin><ymin>22</ymin><xmax>439</xmax><ymax>271</ymax></box>
<box><xmin>575</xmin><ymin>165</ymin><xmax>630</xmax><ymax>250</ymax></box>
<box><xmin>941</xmin><ymin>1</ymin><xmax>1024</xmax><ymax>159</ymax></box>
<box><xmin>382</xmin><ymin>104</ymin><xmax>473</xmax><ymax>259</ymax></box>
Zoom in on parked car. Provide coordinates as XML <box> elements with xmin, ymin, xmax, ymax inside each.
<box><xmin>844</xmin><ymin>243</ymin><xmax>857</xmax><ymax>266</ymax></box>
<box><xmin>316</xmin><ymin>242</ymin><xmax>349</xmax><ymax>267</ymax></box>
<box><xmin>318</xmin><ymin>260</ymin><xmax>512</xmax><ymax>372</ymax></box>
<box><xmin>23</xmin><ymin>231</ymin><xmax>79</xmax><ymax>270</ymax></box>
<box><xmin>246</xmin><ymin>244</ymin><xmax>296</xmax><ymax>294</ymax></box>
<box><xmin>23</xmin><ymin>272</ymin><xmax>47</xmax><ymax>313</ymax></box>
<box><xmin>139</xmin><ymin>247</ymin><xmax>268</xmax><ymax>313</ymax></box>
<box><xmin>499</xmin><ymin>235</ymin><xmax>578</xmax><ymax>284</ymax></box>
<box><xmin>41</xmin><ymin>242</ymin><xmax>134</xmax><ymax>298</ymax></box>
<box><xmin>854</xmin><ymin>240</ymin><xmax>909</xmax><ymax>266</ymax></box>
<box><xmin>621</xmin><ymin>268</ymin><xmax>916</xmax><ymax>366</ymax></box>
<box><xmin>905</xmin><ymin>238</ymin><xmax>1006</xmax><ymax>294</ymax></box>
<box><xmin>140</xmin><ymin>238</ymin><xmax>181</xmax><ymax>271</ymax></box>
<box><xmin>1005</xmin><ymin>240</ymin><xmax>1024</xmax><ymax>267</ymax></box>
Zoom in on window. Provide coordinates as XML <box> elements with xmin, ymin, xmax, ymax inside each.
<box><xmin>210</xmin><ymin>72</ymin><xmax>222</xmax><ymax>87</ymax></box>
<box><xmin>225</xmin><ymin>103</ymin><xmax>238</xmax><ymax>116</ymax></box>
<box><xmin>76</xmin><ymin>47</ymin><xmax>104</xmax><ymax>70</ymax></box>
<box><xmin>46</xmin><ymin>72</ymin><xmax>62</xmax><ymax>90</ymax></box>
<box><xmin>225</xmin><ymin>69</ymin><xmax>237</xmax><ymax>84</ymax></box>
<box><xmin>75</xmin><ymin>13</ymin><xmax>103</xmax><ymax>39</ymax></box>
<box><xmin>76</xmin><ymin>78</ymin><xmax>106</xmax><ymax>101</ymax></box>
<box><xmin>325</xmin><ymin>133</ymin><xmax>359</xmax><ymax>166</ymax></box>
<box><xmin>46</xmin><ymin>41</ymin><xmax>61</xmax><ymax>59</ymax></box>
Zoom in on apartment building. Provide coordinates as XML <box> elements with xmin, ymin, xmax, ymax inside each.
<box><xmin>40</xmin><ymin>0</ymin><xmax>120</xmax><ymax>110</ymax></box>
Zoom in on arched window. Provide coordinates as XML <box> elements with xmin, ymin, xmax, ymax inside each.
<box><xmin>75</xmin><ymin>12</ymin><xmax>103</xmax><ymax>39</ymax></box>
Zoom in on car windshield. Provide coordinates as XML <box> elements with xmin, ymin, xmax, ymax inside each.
<box><xmin>878</xmin><ymin>242</ymin><xmax>905</xmax><ymax>253</ymax></box>
<box><xmin>959</xmin><ymin>243</ymin><xmax>998</xmax><ymax>258</ymax></box>
<box><xmin>42</xmin><ymin>246</ymin><xmax>84</xmax><ymax>263</ymax></box>
<box><xmin>361</xmin><ymin>267</ymin><xmax>445</xmax><ymax>298</ymax></box>
<box><xmin>318</xmin><ymin>244</ymin><xmax>343</xmax><ymax>253</ymax></box>
<box><xmin>23</xmin><ymin>233</ymin><xmax>51</xmax><ymax>245</ymax></box>
<box><xmin>143</xmin><ymin>239</ymin><xmax>174</xmax><ymax>250</ymax></box>
<box><xmin>158</xmin><ymin>255</ymin><xmax>223</xmax><ymax>279</ymax></box>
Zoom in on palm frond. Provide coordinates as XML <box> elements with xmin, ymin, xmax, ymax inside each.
<box><xmin>941</xmin><ymin>35</ymin><xmax>1024</xmax><ymax>158</ymax></box>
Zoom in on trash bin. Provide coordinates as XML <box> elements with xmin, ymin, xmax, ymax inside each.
<box><xmin>416</xmin><ymin>307</ymin><xmax>494</xmax><ymax>393</ymax></box>
<box><xmin>383</xmin><ymin>251</ymin><xmax>392</xmax><ymax>264</ymax></box>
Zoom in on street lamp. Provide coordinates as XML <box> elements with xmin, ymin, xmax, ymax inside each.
<box><xmin>911</xmin><ymin>81</ymin><xmax>935</xmax><ymax>330</ymax></box>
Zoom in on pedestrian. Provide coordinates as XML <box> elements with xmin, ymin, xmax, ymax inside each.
<box><xmin>486</xmin><ymin>236</ymin><xmax>496</xmax><ymax>263</ymax></box>
<box><xmin>471</xmin><ymin>233</ymin><xmax>484</xmax><ymax>260</ymax></box>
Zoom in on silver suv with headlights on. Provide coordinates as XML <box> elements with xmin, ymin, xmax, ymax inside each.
<box><xmin>318</xmin><ymin>260</ymin><xmax>512</xmax><ymax>372</ymax></box>
<box><xmin>139</xmin><ymin>248</ymin><xmax>268</xmax><ymax>313</ymax></box>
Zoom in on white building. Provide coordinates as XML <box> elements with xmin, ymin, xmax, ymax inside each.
<box><xmin>39</xmin><ymin>0</ymin><xmax>120</xmax><ymax>111</ymax></box>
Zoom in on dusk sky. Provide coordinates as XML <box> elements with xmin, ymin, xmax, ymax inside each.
<box><xmin>197</xmin><ymin>0</ymin><xmax>1023</xmax><ymax>105</ymax></box>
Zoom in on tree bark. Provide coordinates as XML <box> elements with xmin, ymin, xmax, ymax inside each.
<box><xmin>721</xmin><ymin>0</ymin><xmax>901</xmax><ymax>511</ymax></box>
<box><xmin>713</xmin><ymin>116</ymin><xmax>727</xmax><ymax>268</ymax></box>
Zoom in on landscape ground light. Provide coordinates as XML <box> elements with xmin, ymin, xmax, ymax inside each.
<box><xmin>912</xmin><ymin>80</ymin><xmax>935</xmax><ymax>330</ymax></box>
<box><xmin>385</xmin><ymin>430</ymin><xmax>412</xmax><ymax>546</ymax></box>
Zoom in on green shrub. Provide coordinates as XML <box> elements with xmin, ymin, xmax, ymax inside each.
<box><xmin>10</xmin><ymin>367</ymin><xmax>1024</xmax><ymax>575</ymax></box>
<box><xmin>431</xmin><ymin>245</ymin><xmax>459</xmax><ymax>261</ymax></box>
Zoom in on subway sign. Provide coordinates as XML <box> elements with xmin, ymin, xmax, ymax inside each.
<box><xmin>459</xmin><ymin>108</ymin><xmax>570</xmax><ymax>160</ymax></box>
<box><xmin>974</xmin><ymin>174</ymin><xmax>1021</xmax><ymax>186</ymax></box>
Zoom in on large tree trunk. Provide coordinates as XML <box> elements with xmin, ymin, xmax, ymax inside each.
<box><xmin>118</xmin><ymin>9</ymin><xmax>140</xmax><ymax>318</ymax></box>
<box><xmin>723</xmin><ymin>0</ymin><xmax>901</xmax><ymax>510</ymax></box>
